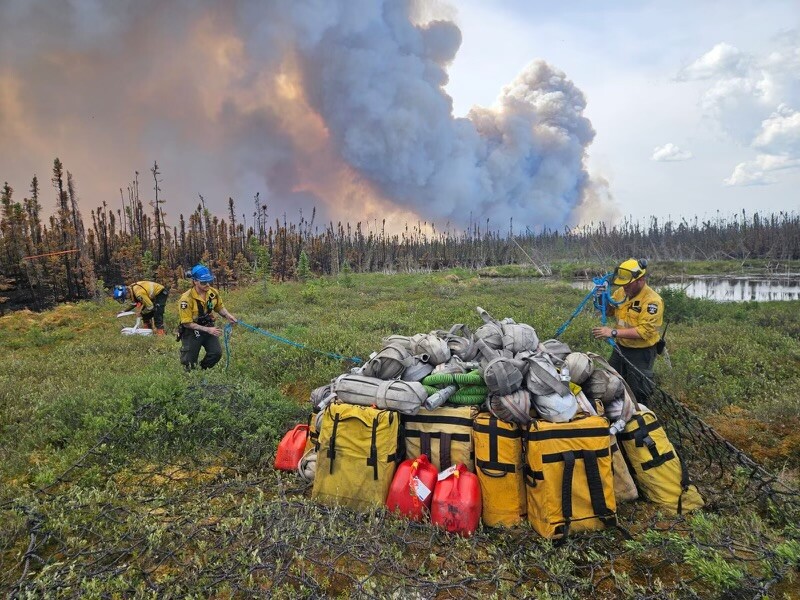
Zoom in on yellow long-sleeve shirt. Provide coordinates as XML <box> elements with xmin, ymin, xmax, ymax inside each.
<box><xmin>611</xmin><ymin>283</ymin><xmax>663</xmax><ymax>348</ymax></box>
<box><xmin>178</xmin><ymin>286</ymin><xmax>225</xmax><ymax>325</ymax></box>
<box><xmin>128</xmin><ymin>281</ymin><xmax>165</xmax><ymax>313</ymax></box>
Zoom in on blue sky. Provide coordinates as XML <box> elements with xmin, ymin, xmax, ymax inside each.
<box><xmin>446</xmin><ymin>0</ymin><xmax>800</xmax><ymax>224</ymax></box>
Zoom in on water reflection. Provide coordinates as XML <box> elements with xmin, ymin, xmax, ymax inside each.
<box><xmin>572</xmin><ymin>275</ymin><xmax>800</xmax><ymax>302</ymax></box>
<box><xmin>663</xmin><ymin>276</ymin><xmax>800</xmax><ymax>302</ymax></box>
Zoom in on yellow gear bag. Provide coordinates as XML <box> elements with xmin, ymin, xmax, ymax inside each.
<box><xmin>312</xmin><ymin>403</ymin><xmax>400</xmax><ymax>511</ymax></box>
<box><xmin>473</xmin><ymin>413</ymin><xmax>526</xmax><ymax>527</ymax></box>
<box><xmin>524</xmin><ymin>414</ymin><xmax>617</xmax><ymax>539</ymax></box>
<box><xmin>617</xmin><ymin>409</ymin><xmax>704</xmax><ymax>514</ymax></box>
<box><xmin>402</xmin><ymin>405</ymin><xmax>477</xmax><ymax>472</ymax></box>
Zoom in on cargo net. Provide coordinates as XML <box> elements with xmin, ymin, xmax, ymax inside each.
<box><xmin>2</xmin><ymin>383</ymin><xmax>799</xmax><ymax>599</ymax></box>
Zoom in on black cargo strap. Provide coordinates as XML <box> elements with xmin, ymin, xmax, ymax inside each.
<box><xmin>327</xmin><ymin>414</ymin><xmax>340</xmax><ymax>474</ymax></box>
<box><xmin>619</xmin><ymin>414</ymin><xmax>675</xmax><ymax>470</ymax></box>
<box><xmin>475</xmin><ymin>417</ymin><xmax>518</xmax><ymax>477</ymax></box>
<box><xmin>440</xmin><ymin>432</ymin><xmax>452</xmax><ymax>471</ymax></box>
<box><xmin>622</xmin><ymin>415</ymin><xmax>675</xmax><ymax>471</ymax></box>
<box><xmin>542</xmin><ymin>447</ymin><xmax>611</xmax><ymax>463</ymax></box>
<box><xmin>529</xmin><ymin>427</ymin><xmax>611</xmax><ymax>441</ymax></box>
<box><xmin>523</xmin><ymin>464</ymin><xmax>544</xmax><ymax>488</ymax></box>
<box><xmin>420</xmin><ymin>431</ymin><xmax>432</xmax><ymax>463</ymax></box>
<box><xmin>407</xmin><ymin>428</ymin><xmax>470</xmax><ymax>470</ymax></box>
<box><xmin>552</xmin><ymin>449</ymin><xmax>616</xmax><ymax>539</ymax></box>
<box><xmin>365</xmin><ymin>417</ymin><xmax>379</xmax><ymax>480</ymax></box>
<box><xmin>406</xmin><ymin>414</ymin><xmax>474</xmax><ymax>427</ymax></box>
<box><xmin>561</xmin><ymin>451</ymin><xmax>576</xmax><ymax>539</ymax></box>
<box><xmin>583</xmin><ymin>450</ymin><xmax>616</xmax><ymax>528</ymax></box>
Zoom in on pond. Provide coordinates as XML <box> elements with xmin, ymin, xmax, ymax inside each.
<box><xmin>572</xmin><ymin>275</ymin><xmax>800</xmax><ymax>302</ymax></box>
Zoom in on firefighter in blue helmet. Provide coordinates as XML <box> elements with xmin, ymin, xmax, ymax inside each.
<box><xmin>177</xmin><ymin>265</ymin><xmax>237</xmax><ymax>370</ymax></box>
<box><xmin>592</xmin><ymin>259</ymin><xmax>664</xmax><ymax>403</ymax></box>
<box><xmin>113</xmin><ymin>281</ymin><xmax>169</xmax><ymax>334</ymax></box>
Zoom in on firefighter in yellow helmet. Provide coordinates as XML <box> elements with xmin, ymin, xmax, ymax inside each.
<box><xmin>592</xmin><ymin>259</ymin><xmax>664</xmax><ymax>403</ymax></box>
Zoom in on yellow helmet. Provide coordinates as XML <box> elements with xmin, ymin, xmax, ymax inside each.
<box><xmin>612</xmin><ymin>258</ymin><xmax>647</xmax><ymax>285</ymax></box>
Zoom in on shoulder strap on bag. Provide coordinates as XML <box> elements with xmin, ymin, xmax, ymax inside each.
<box><xmin>327</xmin><ymin>413</ymin><xmax>340</xmax><ymax>474</ymax></box>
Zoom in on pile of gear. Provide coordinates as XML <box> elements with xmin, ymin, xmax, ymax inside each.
<box><xmin>275</xmin><ymin>307</ymin><xmax>704</xmax><ymax>539</ymax></box>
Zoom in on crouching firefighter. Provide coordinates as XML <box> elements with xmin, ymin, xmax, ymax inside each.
<box><xmin>178</xmin><ymin>264</ymin><xmax>237</xmax><ymax>371</ymax></box>
<box><xmin>113</xmin><ymin>281</ymin><xmax>169</xmax><ymax>334</ymax></box>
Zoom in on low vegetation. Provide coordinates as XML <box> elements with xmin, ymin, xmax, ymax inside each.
<box><xmin>2</xmin><ymin>270</ymin><xmax>799</xmax><ymax>597</ymax></box>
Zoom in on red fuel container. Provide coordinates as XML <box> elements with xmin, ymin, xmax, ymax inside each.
<box><xmin>431</xmin><ymin>463</ymin><xmax>482</xmax><ymax>536</ymax></box>
<box><xmin>386</xmin><ymin>454</ymin><xmax>438</xmax><ymax>521</ymax></box>
<box><xmin>275</xmin><ymin>424</ymin><xmax>310</xmax><ymax>471</ymax></box>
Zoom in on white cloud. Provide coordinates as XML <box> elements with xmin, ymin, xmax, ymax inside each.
<box><xmin>724</xmin><ymin>154</ymin><xmax>800</xmax><ymax>186</ymax></box>
<box><xmin>652</xmin><ymin>143</ymin><xmax>693</xmax><ymax>161</ymax></box>
<box><xmin>682</xmin><ymin>32</ymin><xmax>800</xmax><ymax>186</ymax></box>
<box><xmin>753</xmin><ymin>104</ymin><xmax>800</xmax><ymax>155</ymax></box>
<box><xmin>677</xmin><ymin>42</ymin><xmax>746</xmax><ymax>81</ymax></box>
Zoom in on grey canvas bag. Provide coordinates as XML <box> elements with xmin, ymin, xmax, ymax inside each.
<box><xmin>310</xmin><ymin>384</ymin><xmax>335</xmax><ymax>412</ymax></box>
<box><xmin>586</xmin><ymin>352</ymin><xmax>640</xmax><ymax>424</ymax></box>
<box><xmin>474</xmin><ymin>307</ymin><xmax>504</xmax><ymax>350</ymax></box>
<box><xmin>582</xmin><ymin>369</ymin><xmax>625</xmax><ymax>404</ymax></box>
<box><xmin>501</xmin><ymin>322</ymin><xmax>540</xmax><ymax>354</ymax></box>
<box><xmin>476</xmin><ymin>339</ymin><xmax>525</xmax><ymax>396</ymax></box>
<box><xmin>488</xmin><ymin>389</ymin><xmax>532</xmax><ymax>425</ymax></box>
<box><xmin>362</xmin><ymin>342</ymin><xmax>416</xmax><ymax>380</ymax></box>
<box><xmin>412</xmin><ymin>333</ymin><xmax>451</xmax><ymax>366</ymax></box>
<box><xmin>531</xmin><ymin>390</ymin><xmax>578</xmax><ymax>423</ymax></box>
<box><xmin>446</xmin><ymin>323</ymin><xmax>478</xmax><ymax>361</ymax></box>
<box><xmin>381</xmin><ymin>334</ymin><xmax>415</xmax><ymax>351</ymax></box>
<box><xmin>539</xmin><ymin>339</ymin><xmax>572</xmax><ymax>362</ymax></box>
<box><xmin>401</xmin><ymin>356</ymin><xmax>435</xmax><ymax>382</ymax></box>
<box><xmin>331</xmin><ymin>374</ymin><xmax>426</xmax><ymax>415</ymax></box>
<box><xmin>523</xmin><ymin>353</ymin><xmax>571</xmax><ymax>397</ymax></box>
<box><xmin>564</xmin><ymin>352</ymin><xmax>594</xmax><ymax>385</ymax></box>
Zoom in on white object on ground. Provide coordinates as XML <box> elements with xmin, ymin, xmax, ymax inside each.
<box><xmin>121</xmin><ymin>317</ymin><xmax>152</xmax><ymax>336</ymax></box>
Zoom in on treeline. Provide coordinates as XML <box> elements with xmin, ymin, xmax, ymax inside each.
<box><xmin>1</xmin><ymin>158</ymin><xmax>799</xmax><ymax>311</ymax></box>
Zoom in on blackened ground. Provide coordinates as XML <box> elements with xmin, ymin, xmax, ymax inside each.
<box><xmin>0</xmin><ymin>277</ymin><xmax>58</xmax><ymax>315</ymax></box>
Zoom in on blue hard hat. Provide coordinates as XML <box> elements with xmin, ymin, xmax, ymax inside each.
<box><xmin>112</xmin><ymin>285</ymin><xmax>127</xmax><ymax>301</ymax></box>
<box><xmin>190</xmin><ymin>264</ymin><xmax>214</xmax><ymax>283</ymax></box>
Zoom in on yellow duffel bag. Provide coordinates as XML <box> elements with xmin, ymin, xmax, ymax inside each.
<box><xmin>473</xmin><ymin>413</ymin><xmax>526</xmax><ymax>527</ymax></box>
<box><xmin>403</xmin><ymin>405</ymin><xmax>477</xmax><ymax>472</ymax></box>
<box><xmin>525</xmin><ymin>414</ymin><xmax>617</xmax><ymax>539</ymax></box>
<box><xmin>312</xmin><ymin>403</ymin><xmax>400</xmax><ymax>511</ymax></box>
<box><xmin>617</xmin><ymin>408</ymin><xmax>704</xmax><ymax>514</ymax></box>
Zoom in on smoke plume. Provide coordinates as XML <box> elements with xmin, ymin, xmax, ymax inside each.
<box><xmin>0</xmin><ymin>0</ymin><xmax>602</xmax><ymax>231</ymax></box>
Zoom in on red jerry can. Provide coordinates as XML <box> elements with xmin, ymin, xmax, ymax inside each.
<box><xmin>275</xmin><ymin>424</ymin><xmax>310</xmax><ymax>471</ymax></box>
<box><xmin>386</xmin><ymin>454</ymin><xmax>438</xmax><ymax>521</ymax></box>
<box><xmin>431</xmin><ymin>463</ymin><xmax>482</xmax><ymax>536</ymax></box>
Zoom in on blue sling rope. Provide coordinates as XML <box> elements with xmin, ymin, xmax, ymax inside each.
<box><xmin>554</xmin><ymin>273</ymin><xmax>621</xmax><ymax>346</ymax></box>
<box><xmin>223</xmin><ymin>320</ymin><xmax>364</xmax><ymax>370</ymax></box>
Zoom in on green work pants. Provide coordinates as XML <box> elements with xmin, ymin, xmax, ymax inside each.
<box><xmin>609</xmin><ymin>344</ymin><xmax>657</xmax><ymax>404</ymax></box>
<box><xmin>180</xmin><ymin>328</ymin><xmax>222</xmax><ymax>370</ymax></box>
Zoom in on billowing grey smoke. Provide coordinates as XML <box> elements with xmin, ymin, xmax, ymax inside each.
<box><xmin>291</xmin><ymin>2</ymin><xmax>595</xmax><ymax>228</ymax></box>
<box><xmin>0</xmin><ymin>0</ymin><xmax>599</xmax><ymax>230</ymax></box>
